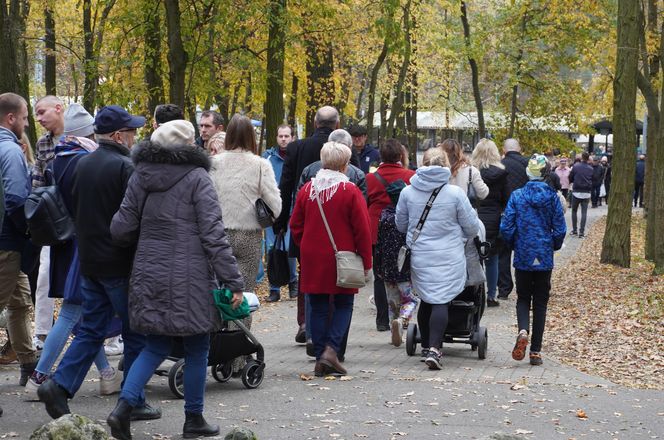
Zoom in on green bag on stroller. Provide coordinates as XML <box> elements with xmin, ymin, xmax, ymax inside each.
<box><xmin>212</xmin><ymin>288</ymin><xmax>250</xmax><ymax>321</ymax></box>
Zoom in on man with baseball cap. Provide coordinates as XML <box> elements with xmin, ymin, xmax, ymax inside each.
<box><xmin>39</xmin><ymin>105</ymin><xmax>161</xmax><ymax>423</ymax></box>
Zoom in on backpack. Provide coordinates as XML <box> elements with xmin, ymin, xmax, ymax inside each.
<box><xmin>24</xmin><ymin>159</ymin><xmax>76</xmax><ymax>246</ymax></box>
<box><xmin>373</xmin><ymin>172</ymin><xmax>407</xmax><ymax>206</ymax></box>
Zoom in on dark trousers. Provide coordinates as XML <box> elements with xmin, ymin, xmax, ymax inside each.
<box><xmin>571</xmin><ymin>196</ymin><xmax>589</xmax><ymax>234</ymax></box>
<box><xmin>591</xmin><ymin>186</ymin><xmax>602</xmax><ymax>207</ymax></box>
<box><xmin>514</xmin><ymin>269</ymin><xmax>551</xmax><ymax>353</ymax></box>
<box><xmin>372</xmin><ymin>247</ymin><xmax>389</xmax><ymax>329</ymax></box>
<box><xmin>417</xmin><ymin>301</ymin><xmax>449</xmax><ymax>350</ymax></box>
<box><xmin>634</xmin><ymin>182</ymin><xmax>644</xmax><ymax>207</ymax></box>
<box><xmin>498</xmin><ymin>246</ymin><xmax>514</xmax><ymax>297</ymax></box>
<box><xmin>561</xmin><ymin>188</ymin><xmax>569</xmax><ymax>201</ymax></box>
<box><xmin>308</xmin><ymin>294</ymin><xmax>354</xmax><ymax>359</ymax></box>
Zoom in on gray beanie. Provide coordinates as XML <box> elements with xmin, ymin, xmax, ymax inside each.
<box><xmin>151</xmin><ymin>120</ymin><xmax>195</xmax><ymax>147</ymax></box>
<box><xmin>63</xmin><ymin>103</ymin><xmax>95</xmax><ymax>137</ymax></box>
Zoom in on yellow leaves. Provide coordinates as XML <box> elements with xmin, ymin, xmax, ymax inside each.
<box><xmin>576</xmin><ymin>409</ymin><xmax>588</xmax><ymax>419</ymax></box>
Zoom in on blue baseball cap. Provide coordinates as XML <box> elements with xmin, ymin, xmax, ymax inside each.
<box><xmin>94</xmin><ymin>105</ymin><xmax>145</xmax><ymax>134</ymax></box>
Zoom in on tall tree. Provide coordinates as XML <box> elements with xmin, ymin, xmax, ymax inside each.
<box><xmin>460</xmin><ymin>1</ymin><xmax>485</xmax><ymax>138</ymax></box>
<box><xmin>164</xmin><ymin>0</ymin><xmax>186</xmax><ymax>109</ymax></box>
<box><xmin>44</xmin><ymin>2</ymin><xmax>56</xmax><ymax>95</ymax></box>
<box><xmin>82</xmin><ymin>0</ymin><xmax>117</xmax><ymax>112</ymax></box>
<box><xmin>601</xmin><ymin>0</ymin><xmax>640</xmax><ymax>267</ymax></box>
<box><xmin>305</xmin><ymin>39</ymin><xmax>334</xmax><ymax>136</ymax></box>
<box><xmin>265</xmin><ymin>0</ymin><xmax>287</xmax><ymax>146</ymax></box>
<box><xmin>144</xmin><ymin>0</ymin><xmax>164</xmax><ymax>118</ymax></box>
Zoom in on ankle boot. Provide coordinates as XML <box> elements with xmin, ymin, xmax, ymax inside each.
<box><xmin>19</xmin><ymin>361</ymin><xmax>37</xmax><ymax>386</ymax></box>
<box><xmin>183</xmin><ymin>412</ymin><xmax>220</xmax><ymax>438</ymax></box>
<box><xmin>107</xmin><ymin>399</ymin><xmax>134</xmax><ymax>440</ymax></box>
<box><xmin>320</xmin><ymin>345</ymin><xmax>347</xmax><ymax>375</ymax></box>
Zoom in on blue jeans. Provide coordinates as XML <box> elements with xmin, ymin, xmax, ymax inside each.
<box><xmin>257</xmin><ymin>228</ymin><xmax>298</xmax><ymax>290</ymax></box>
<box><xmin>121</xmin><ymin>334</ymin><xmax>209</xmax><ymax>414</ymax></box>
<box><xmin>304</xmin><ymin>294</ymin><xmax>351</xmax><ymax>358</ymax></box>
<box><xmin>485</xmin><ymin>253</ymin><xmax>499</xmax><ymax>300</ymax></box>
<box><xmin>53</xmin><ymin>276</ymin><xmax>145</xmax><ymax>402</ymax></box>
<box><xmin>308</xmin><ymin>294</ymin><xmax>354</xmax><ymax>359</ymax></box>
<box><xmin>36</xmin><ymin>302</ymin><xmax>108</xmax><ymax>376</ymax></box>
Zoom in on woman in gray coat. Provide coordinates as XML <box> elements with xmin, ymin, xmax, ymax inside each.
<box><xmin>107</xmin><ymin>120</ymin><xmax>244</xmax><ymax>440</ymax></box>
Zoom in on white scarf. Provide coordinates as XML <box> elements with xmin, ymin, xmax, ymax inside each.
<box><xmin>309</xmin><ymin>168</ymin><xmax>350</xmax><ymax>203</ymax></box>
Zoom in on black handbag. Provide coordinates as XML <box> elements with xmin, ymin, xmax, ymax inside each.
<box><xmin>467</xmin><ymin>167</ymin><xmax>478</xmax><ymax>208</ymax></box>
<box><xmin>267</xmin><ymin>232</ymin><xmax>291</xmax><ymax>287</ymax></box>
<box><xmin>254</xmin><ymin>163</ymin><xmax>275</xmax><ymax>228</ymax></box>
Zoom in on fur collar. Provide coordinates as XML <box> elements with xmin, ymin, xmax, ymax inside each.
<box><xmin>132</xmin><ymin>140</ymin><xmax>211</xmax><ymax>171</ymax></box>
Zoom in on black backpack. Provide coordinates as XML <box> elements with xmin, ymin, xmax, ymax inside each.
<box><xmin>24</xmin><ymin>159</ymin><xmax>76</xmax><ymax>246</ymax></box>
<box><xmin>374</xmin><ymin>172</ymin><xmax>407</xmax><ymax>206</ymax></box>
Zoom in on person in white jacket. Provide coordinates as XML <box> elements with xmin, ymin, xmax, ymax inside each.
<box><xmin>439</xmin><ymin>139</ymin><xmax>489</xmax><ymax>202</ymax></box>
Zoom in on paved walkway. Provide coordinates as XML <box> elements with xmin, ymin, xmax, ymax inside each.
<box><xmin>1</xmin><ymin>205</ymin><xmax>662</xmax><ymax>439</ymax></box>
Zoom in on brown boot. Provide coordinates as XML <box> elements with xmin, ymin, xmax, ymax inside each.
<box><xmin>320</xmin><ymin>346</ymin><xmax>347</xmax><ymax>376</ymax></box>
<box><xmin>0</xmin><ymin>340</ymin><xmax>17</xmax><ymax>365</ymax></box>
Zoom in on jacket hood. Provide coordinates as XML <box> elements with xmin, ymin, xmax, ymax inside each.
<box><xmin>480</xmin><ymin>165</ymin><xmax>507</xmax><ymax>184</ymax></box>
<box><xmin>131</xmin><ymin>140</ymin><xmax>211</xmax><ymax>192</ymax></box>
<box><xmin>521</xmin><ymin>181</ymin><xmax>556</xmax><ymax>208</ymax></box>
<box><xmin>410</xmin><ymin>166</ymin><xmax>451</xmax><ymax>191</ymax></box>
<box><xmin>0</xmin><ymin>126</ymin><xmax>19</xmax><ymax>144</ymax></box>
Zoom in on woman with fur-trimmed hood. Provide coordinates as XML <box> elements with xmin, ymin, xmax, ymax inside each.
<box><xmin>108</xmin><ymin>120</ymin><xmax>244</xmax><ymax>439</ymax></box>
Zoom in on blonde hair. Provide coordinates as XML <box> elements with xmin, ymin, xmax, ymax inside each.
<box><xmin>472</xmin><ymin>138</ymin><xmax>505</xmax><ymax>170</ymax></box>
<box><xmin>207</xmin><ymin>131</ymin><xmax>226</xmax><ymax>155</ymax></box>
<box><xmin>321</xmin><ymin>141</ymin><xmax>351</xmax><ymax>171</ymax></box>
<box><xmin>422</xmin><ymin>147</ymin><xmax>450</xmax><ymax>167</ymax></box>
<box><xmin>20</xmin><ymin>133</ymin><xmax>35</xmax><ymax>166</ymax></box>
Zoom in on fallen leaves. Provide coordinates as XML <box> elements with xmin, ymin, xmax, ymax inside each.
<box><xmin>576</xmin><ymin>409</ymin><xmax>588</xmax><ymax>419</ymax></box>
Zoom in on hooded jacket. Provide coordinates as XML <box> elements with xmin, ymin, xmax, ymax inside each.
<box><xmin>0</xmin><ymin>126</ymin><xmax>30</xmax><ymax>251</ymax></box>
<box><xmin>110</xmin><ymin>141</ymin><xmax>244</xmax><ymax>336</ymax></box>
<box><xmin>395</xmin><ymin>166</ymin><xmax>480</xmax><ymax>304</ymax></box>
<box><xmin>500</xmin><ymin>180</ymin><xmax>566</xmax><ymax>271</ymax></box>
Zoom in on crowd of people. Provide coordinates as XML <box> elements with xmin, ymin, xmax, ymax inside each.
<box><xmin>2</xmin><ymin>94</ymin><xmax>633</xmax><ymax>437</ymax></box>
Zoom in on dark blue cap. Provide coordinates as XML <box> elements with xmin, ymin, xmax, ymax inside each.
<box><xmin>94</xmin><ymin>105</ymin><xmax>145</xmax><ymax>134</ymax></box>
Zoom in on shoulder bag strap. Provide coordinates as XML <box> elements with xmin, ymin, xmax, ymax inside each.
<box><xmin>315</xmin><ymin>190</ymin><xmax>338</xmax><ymax>254</ymax></box>
<box><xmin>374</xmin><ymin>171</ymin><xmax>389</xmax><ymax>188</ymax></box>
<box><xmin>468</xmin><ymin>167</ymin><xmax>472</xmax><ymax>186</ymax></box>
<box><xmin>411</xmin><ymin>184</ymin><xmax>445</xmax><ymax>245</ymax></box>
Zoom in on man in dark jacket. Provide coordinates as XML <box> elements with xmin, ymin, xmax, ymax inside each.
<box><xmin>39</xmin><ymin>106</ymin><xmax>161</xmax><ymax>422</ymax></box>
<box><xmin>497</xmin><ymin>138</ymin><xmax>529</xmax><ymax>299</ymax></box>
<box><xmin>569</xmin><ymin>152</ymin><xmax>593</xmax><ymax>237</ymax></box>
<box><xmin>349</xmin><ymin>124</ymin><xmax>380</xmax><ymax>174</ymax></box>
<box><xmin>634</xmin><ymin>154</ymin><xmax>646</xmax><ymax>208</ymax></box>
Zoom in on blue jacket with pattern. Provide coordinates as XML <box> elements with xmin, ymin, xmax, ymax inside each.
<box><xmin>500</xmin><ymin>180</ymin><xmax>566</xmax><ymax>271</ymax></box>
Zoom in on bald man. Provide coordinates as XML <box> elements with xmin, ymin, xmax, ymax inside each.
<box><xmin>33</xmin><ymin>96</ymin><xmax>65</xmax><ymax>188</ymax></box>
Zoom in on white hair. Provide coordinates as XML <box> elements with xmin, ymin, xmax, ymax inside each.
<box><xmin>503</xmin><ymin>138</ymin><xmax>521</xmax><ymax>153</ymax></box>
<box><xmin>320</xmin><ymin>141</ymin><xmax>351</xmax><ymax>171</ymax></box>
<box><xmin>328</xmin><ymin>129</ymin><xmax>352</xmax><ymax>148</ymax></box>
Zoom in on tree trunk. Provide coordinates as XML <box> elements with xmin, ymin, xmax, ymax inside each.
<box><xmin>652</xmin><ymin>20</ymin><xmax>664</xmax><ymax>273</ymax></box>
<box><xmin>387</xmin><ymin>0</ymin><xmax>412</xmax><ymax>139</ymax></box>
<box><xmin>354</xmin><ymin>69</ymin><xmax>367</xmax><ymax>122</ymax></box>
<box><xmin>144</xmin><ymin>0</ymin><xmax>164</xmax><ymax>119</ymax></box>
<box><xmin>44</xmin><ymin>3</ymin><xmax>56</xmax><ymax>95</ymax></box>
<box><xmin>366</xmin><ymin>40</ymin><xmax>388</xmax><ymax>139</ymax></box>
<box><xmin>379</xmin><ymin>91</ymin><xmax>388</xmax><ymax>143</ymax></box>
<box><xmin>600</xmin><ymin>0</ymin><xmax>640</xmax><ymax>267</ymax></box>
<box><xmin>305</xmin><ymin>40</ymin><xmax>335</xmax><ymax>136</ymax></box>
<box><xmin>508</xmin><ymin>7</ymin><xmax>528</xmax><ymax>138</ymax></box>
<box><xmin>265</xmin><ymin>0</ymin><xmax>287</xmax><ymax>148</ymax></box>
<box><xmin>287</xmin><ymin>71</ymin><xmax>298</xmax><ymax>128</ymax></box>
<box><xmin>460</xmin><ymin>1</ymin><xmax>485</xmax><ymax>138</ymax></box>
<box><xmin>164</xmin><ymin>0</ymin><xmax>187</xmax><ymax>108</ymax></box>
<box><xmin>82</xmin><ymin>0</ymin><xmax>116</xmax><ymax>112</ymax></box>
<box><xmin>0</xmin><ymin>0</ymin><xmax>21</xmax><ymax>94</ymax></box>
<box><xmin>244</xmin><ymin>70</ymin><xmax>253</xmax><ymax>114</ymax></box>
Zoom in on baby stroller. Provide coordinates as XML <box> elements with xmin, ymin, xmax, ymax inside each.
<box><xmin>405</xmin><ymin>234</ymin><xmax>490</xmax><ymax>360</ymax></box>
<box><xmin>119</xmin><ymin>291</ymin><xmax>265</xmax><ymax>398</ymax></box>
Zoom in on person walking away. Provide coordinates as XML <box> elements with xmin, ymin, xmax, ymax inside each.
<box><xmin>590</xmin><ymin>156</ymin><xmax>603</xmax><ymax>208</ymax></box>
<box><xmin>366</xmin><ymin>139</ymin><xmax>415</xmax><ymax>345</ymax></box>
<box><xmin>554</xmin><ymin>158</ymin><xmax>571</xmax><ymax>203</ymax></box>
<box><xmin>262</xmin><ymin>124</ymin><xmax>298</xmax><ymax>302</ymax></box>
<box><xmin>500</xmin><ymin>154</ymin><xmax>566</xmax><ymax>367</ymax></box>
<box><xmin>348</xmin><ymin>125</ymin><xmax>380</xmax><ymax>174</ymax></box>
<box><xmin>290</xmin><ymin>141</ymin><xmax>372</xmax><ymax>376</ymax></box>
<box><xmin>38</xmin><ymin>105</ymin><xmax>161</xmax><ymax>422</ymax></box>
<box><xmin>0</xmin><ymin>93</ymin><xmax>37</xmax><ymax>384</ymax></box>
<box><xmin>497</xmin><ymin>138</ymin><xmax>529</xmax><ymax>299</ymax></box>
<box><xmin>634</xmin><ymin>154</ymin><xmax>645</xmax><ymax>208</ymax></box>
<box><xmin>600</xmin><ymin>156</ymin><xmax>611</xmax><ymax>204</ymax></box>
<box><xmin>106</xmin><ymin>120</ymin><xmax>245</xmax><ymax>440</ymax></box>
<box><xmin>395</xmin><ymin>151</ymin><xmax>480</xmax><ymax>369</ymax></box>
<box><xmin>568</xmin><ymin>152</ymin><xmax>593</xmax><ymax>238</ymax></box>
<box><xmin>439</xmin><ymin>139</ymin><xmax>489</xmax><ymax>200</ymax></box>
<box><xmin>471</xmin><ymin>139</ymin><xmax>508</xmax><ymax>307</ymax></box>
<box><xmin>151</xmin><ymin>104</ymin><xmax>184</xmax><ymax>130</ymax></box>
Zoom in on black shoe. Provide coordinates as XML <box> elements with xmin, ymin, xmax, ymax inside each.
<box><xmin>487</xmin><ymin>298</ymin><xmax>500</xmax><ymax>307</ymax></box>
<box><xmin>295</xmin><ymin>325</ymin><xmax>306</xmax><ymax>344</ymax></box>
<box><xmin>306</xmin><ymin>339</ymin><xmax>315</xmax><ymax>357</ymax></box>
<box><xmin>288</xmin><ymin>280</ymin><xmax>299</xmax><ymax>299</ymax></box>
<box><xmin>570</xmin><ymin>231</ymin><xmax>577</xmax><ymax>236</ymax></box>
<box><xmin>579</xmin><ymin>233</ymin><xmax>585</xmax><ymax>238</ymax></box>
<box><xmin>130</xmin><ymin>402</ymin><xmax>162</xmax><ymax>421</ymax></box>
<box><xmin>265</xmin><ymin>290</ymin><xmax>280</xmax><ymax>303</ymax></box>
<box><xmin>420</xmin><ymin>348</ymin><xmax>429</xmax><ymax>362</ymax></box>
<box><xmin>376</xmin><ymin>324</ymin><xmax>390</xmax><ymax>332</ymax></box>
<box><xmin>19</xmin><ymin>361</ymin><xmax>37</xmax><ymax>386</ymax></box>
<box><xmin>183</xmin><ymin>412</ymin><xmax>220</xmax><ymax>438</ymax></box>
<box><xmin>107</xmin><ymin>399</ymin><xmax>133</xmax><ymax>440</ymax></box>
<box><xmin>497</xmin><ymin>293</ymin><xmax>509</xmax><ymax>299</ymax></box>
<box><xmin>38</xmin><ymin>379</ymin><xmax>70</xmax><ymax>419</ymax></box>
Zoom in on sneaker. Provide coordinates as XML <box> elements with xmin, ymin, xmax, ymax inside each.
<box><xmin>99</xmin><ymin>367</ymin><xmax>123</xmax><ymax>396</ymax></box>
<box><xmin>512</xmin><ymin>329</ymin><xmax>529</xmax><ymax>361</ymax></box>
<box><xmin>578</xmin><ymin>233</ymin><xmax>585</xmax><ymax>238</ymax></box>
<box><xmin>288</xmin><ymin>280</ymin><xmax>299</xmax><ymax>299</ymax></box>
<box><xmin>425</xmin><ymin>347</ymin><xmax>443</xmax><ymax>370</ymax></box>
<box><xmin>570</xmin><ymin>231</ymin><xmax>577</xmax><ymax>236</ymax></box>
<box><xmin>420</xmin><ymin>348</ymin><xmax>429</xmax><ymax>362</ymax></box>
<box><xmin>24</xmin><ymin>371</ymin><xmax>48</xmax><ymax>401</ymax></box>
<box><xmin>390</xmin><ymin>319</ymin><xmax>403</xmax><ymax>347</ymax></box>
<box><xmin>529</xmin><ymin>352</ymin><xmax>543</xmax><ymax>366</ymax></box>
<box><xmin>0</xmin><ymin>341</ymin><xmax>17</xmax><ymax>365</ymax></box>
<box><xmin>33</xmin><ymin>335</ymin><xmax>46</xmax><ymax>351</ymax></box>
<box><xmin>487</xmin><ymin>298</ymin><xmax>500</xmax><ymax>307</ymax></box>
<box><xmin>104</xmin><ymin>336</ymin><xmax>124</xmax><ymax>356</ymax></box>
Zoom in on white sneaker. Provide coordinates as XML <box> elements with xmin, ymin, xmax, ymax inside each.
<box><xmin>32</xmin><ymin>335</ymin><xmax>45</xmax><ymax>351</ymax></box>
<box><xmin>104</xmin><ymin>336</ymin><xmax>124</xmax><ymax>356</ymax></box>
<box><xmin>99</xmin><ymin>367</ymin><xmax>123</xmax><ymax>395</ymax></box>
<box><xmin>24</xmin><ymin>377</ymin><xmax>40</xmax><ymax>401</ymax></box>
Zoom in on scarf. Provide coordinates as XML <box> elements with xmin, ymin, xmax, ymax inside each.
<box><xmin>309</xmin><ymin>168</ymin><xmax>350</xmax><ymax>204</ymax></box>
<box><xmin>55</xmin><ymin>136</ymin><xmax>98</xmax><ymax>154</ymax></box>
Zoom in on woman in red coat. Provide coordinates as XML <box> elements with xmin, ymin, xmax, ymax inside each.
<box><xmin>290</xmin><ymin>141</ymin><xmax>372</xmax><ymax>376</ymax></box>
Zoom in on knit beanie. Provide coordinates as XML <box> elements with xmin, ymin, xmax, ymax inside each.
<box><xmin>526</xmin><ymin>154</ymin><xmax>548</xmax><ymax>180</ymax></box>
<box><xmin>63</xmin><ymin>103</ymin><xmax>95</xmax><ymax>137</ymax></box>
<box><xmin>151</xmin><ymin>120</ymin><xmax>195</xmax><ymax>147</ymax></box>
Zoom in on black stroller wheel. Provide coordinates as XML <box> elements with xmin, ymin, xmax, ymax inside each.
<box><xmin>211</xmin><ymin>363</ymin><xmax>233</xmax><ymax>383</ymax></box>
<box><xmin>405</xmin><ymin>323</ymin><xmax>418</xmax><ymax>356</ymax></box>
<box><xmin>168</xmin><ymin>359</ymin><xmax>185</xmax><ymax>399</ymax></box>
<box><xmin>478</xmin><ymin>327</ymin><xmax>488</xmax><ymax>360</ymax></box>
<box><xmin>241</xmin><ymin>360</ymin><xmax>264</xmax><ymax>389</ymax></box>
